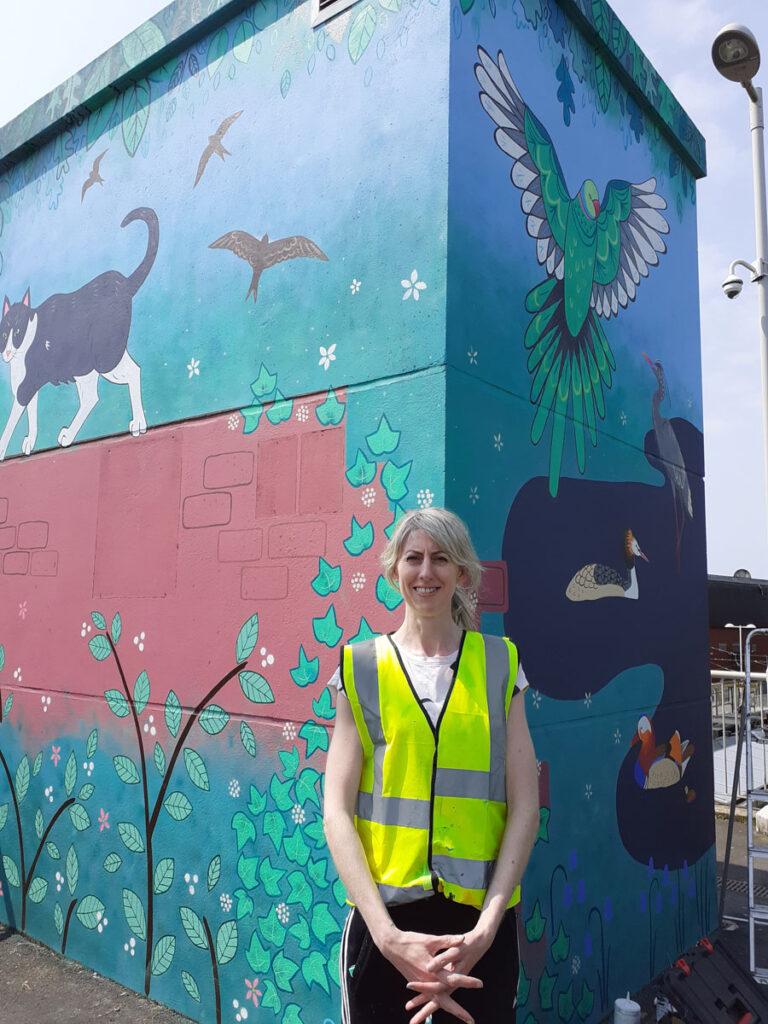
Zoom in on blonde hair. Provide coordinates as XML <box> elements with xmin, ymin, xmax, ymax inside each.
<box><xmin>380</xmin><ymin>507</ymin><xmax>482</xmax><ymax>630</ymax></box>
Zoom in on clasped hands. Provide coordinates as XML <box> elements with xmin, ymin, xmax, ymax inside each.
<box><xmin>379</xmin><ymin>925</ymin><xmax>493</xmax><ymax>1024</ymax></box>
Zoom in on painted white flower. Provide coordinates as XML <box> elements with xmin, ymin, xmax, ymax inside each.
<box><xmin>467</xmin><ymin>348</ymin><xmax>478</xmax><ymax>365</ymax></box>
<box><xmin>55</xmin><ymin>871</ymin><xmax>63</xmax><ymax>893</ymax></box>
<box><xmin>536</xmin><ymin>759</ymin><xmax>542</xmax><ymax>776</ymax></box>
<box><xmin>276</xmin><ymin>902</ymin><xmax>290</xmax><ymax>925</ymax></box>
<box><xmin>82</xmin><ymin>760</ymin><xmax>95</xmax><ymax>777</ymax></box>
<box><xmin>227</xmin><ymin>413</ymin><xmax>241</xmax><ymax>431</ymax></box>
<box><xmin>613</xmin><ymin>728</ymin><xmax>622</xmax><ymax>744</ymax></box>
<box><xmin>229</xmin><ymin>779</ymin><xmax>241</xmax><ymax>798</ymax></box>
<box><xmin>220</xmin><ymin>892</ymin><xmax>233</xmax><ymax>912</ymax></box>
<box><xmin>13</xmin><ymin>667</ymin><xmax>22</xmax><ymax>683</ymax></box>
<box><xmin>259</xmin><ymin>647</ymin><xmax>275</xmax><ymax>669</ymax></box>
<box><xmin>233</xmin><ymin>998</ymin><xmax>249</xmax><ymax>1022</ymax></box>
<box><xmin>291</xmin><ymin>804</ymin><xmax>306</xmax><ymax>825</ymax></box>
<box><xmin>619</xmin><ymin>410</ymin><xmax>628</xmax><ymax>426</ymax></box>
<box><xmin>296</xmin><ymin>404</ymin><xmax>309</xmax><ymax>422</ymax></box>
<box><xmin>40</xmin><ymin>695</ymin><xmax>51</xmax><ymax>712</ymax></box>
<box><xmin>318</xmin><ymin>344</ymin><xmax>337</xmax><ymax>370</ymax></box>
<box><xmin>469</xmin><ymin>486</ymin><xmax>479</xmax><ymax>505</ymax></box>
<box><xmin>18</xmin><ymin>601</ymin><xmax>27</xmax><ymax>620</ymax></box>
<box><xmin>142</xmin><ymin>714</ymin><xmax>156</xmax><ymax>738</ymax></box>
<box><xmin>583</xmin><ymin>692</ymin><xmax>592</xmax><ymax>708</ymax></box>
<box><xmin>493</xmin><ymin>433</ymin><xmax>504</xmax><ymax>451</ymax></box>
<box><xmin>184</xmin><ymin>872</ymin><xmax>199</xmax><ymax>895</ymax></box>
<box><xmin>350</xmin><ymin>278</ymin><xmax>361</xmax><ymax>294</ymax></box>
<box><xmin>80</xmin><ymin>620</ymin><xmax>92</xmax><ymax>638</ymax></box>
<box><xmin>361</xmin><ymin>487</ymin><xmax>376</xmax><ymax>508</ymax></box>
<box><xmin>401</xmin><ymin>269</ymin><xmax>427</xmax><ymax>301</ymax></box>
<box><xmin>124</xmin><ymin>936</ymin><xmax>136</xmax><ymax>956</ymax></box>
<box><xmin>96</xmin><ymin>911</ymin><xmax>109</xmax><ymax>934</ymax></box>
<box><xmin>584</xmin><ymin>783</ymin><xmax>593</xmax><ymax>800</ymax></box>
<box><xmin>282</xmin><ymin>722</ymin><xmax>297</xmax><ymax>741</ymax></box>
<box><xmin>44</xmin><ymin>785</ymin><xmax>54</xmax><ymax>804</ymax></box>
<box><xmin>531</xmin><ymin>690</ymin><xmax>542</xmax><ymax>709</ymax></box>
<box><xmin>351</xmin><ymin>572</ymin><xmax>366</xmax><ymax>592</ymax></box>
<box><xmin>571</xmin><ymin>955</ymin><xmax>581</xmax><ymax>975</ymax></box>
<box><xmin>187</xmin><ymin>357</ymin><xmax>200</xmax><ymax>379</ymax></box>
<box><xmin>416</xmin><ymin>489</ymin><xmax>434</xmax><ymax>509</ymax></box>
<box><xmin>133</xmin><ymin>631</ymin><xmax>146</xmax><ymax>653</ymax></box>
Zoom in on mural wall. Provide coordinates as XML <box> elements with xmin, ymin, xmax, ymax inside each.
<box><xmin>0</xmin><ymin>0</ymin><xmax>708</xmax><ymax>1021</ymax></box>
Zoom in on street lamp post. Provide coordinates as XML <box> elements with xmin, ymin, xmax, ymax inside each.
<box><xmin>713</xmin><ymin>25</ymin><xmax>768</xmax><ymax>527</ymax></box>
<box><xmin>725</xmin><ymin>621</ymin><xmax>757</xmax><ymax>674</ymax></box>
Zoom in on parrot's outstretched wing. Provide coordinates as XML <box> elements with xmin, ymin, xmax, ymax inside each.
<box><xmin>475</xmin><ymin>47</ymin><xmax>572</xmax><ymax>280</ymax></box>
<box><xmin>592</xmin><ymin>178</ymin><xmax>669</xmax><ymax>318</ymax></box>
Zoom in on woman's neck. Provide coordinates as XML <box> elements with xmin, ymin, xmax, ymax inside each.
<box><xmin>392</xmin><ymin>611</ymin><xmax>462</xmax><ymax>657</ymax></box>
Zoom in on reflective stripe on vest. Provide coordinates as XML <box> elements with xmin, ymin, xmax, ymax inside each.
<box><xmin>342</xmin><ymin>630</ymin><xmax>520</xmax><ymax>910</ymax></box>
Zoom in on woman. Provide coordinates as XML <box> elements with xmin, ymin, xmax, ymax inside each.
<box><xmin>323</xmin><ymin>507</ymin><xmax>540</xmax><ymax>1024</ymax></box>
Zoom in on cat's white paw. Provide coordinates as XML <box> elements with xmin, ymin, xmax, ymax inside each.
<box><xmin>58</xmin><ymin>427</ymin><xmax>75</xmax><ymax>448</ymax></box>
<box><xmin>130</xmin><ymin>416</ymin><xmax>147</xmax><ymax>437</ymax></box>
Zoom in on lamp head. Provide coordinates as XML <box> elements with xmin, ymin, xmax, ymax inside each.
<box><xmin>712</xmin><ymin>24</ymin><xmax>760</xmax><ymax>85</ymax></box>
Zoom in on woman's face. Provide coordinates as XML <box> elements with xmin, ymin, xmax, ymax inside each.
<box><xmin>394</xmin><ymin>529</ymin><xmax>467</xmax><ymax>622</ymax></box>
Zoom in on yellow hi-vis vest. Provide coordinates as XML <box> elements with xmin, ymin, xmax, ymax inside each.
<box><xmin>341</xmin><ymin>630</ymin><xmax>520</xmax><ymax>910</ymax></box>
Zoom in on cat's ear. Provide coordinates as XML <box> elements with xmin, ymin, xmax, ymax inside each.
<box><xmin>21</xmin><ymin>288</ymin><xmax>30</xmax><ymax>307</ymax></box>
<box><xmin>2</xmin><ymin>297</ymin><xmax>9</xmax><ymax>317</ymax></box>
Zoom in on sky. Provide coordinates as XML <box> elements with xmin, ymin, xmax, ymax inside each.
<box><xmin>0</xmin><ymin>0</ymin><xmax>767</xmax><ymax>577</ymax></box>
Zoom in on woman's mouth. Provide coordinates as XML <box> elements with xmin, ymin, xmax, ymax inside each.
<box><xmin>413</xmin><ymin>586</ymin><xmax>438</xmax><ymax>594</ymax></box>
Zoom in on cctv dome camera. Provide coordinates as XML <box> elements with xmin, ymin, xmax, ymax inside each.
<box><xmin>722</xmin><ymin>273</ymin><xmax>744</xmax><ymax>299</ymax></box>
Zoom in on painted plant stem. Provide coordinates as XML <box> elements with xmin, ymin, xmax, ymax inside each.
<box><xmin>23</xmin><ymin>797</ymin><xmax>75</xmax><ymax>900</ymax></box>
<box><xmin>587</xmin><ymin>905</ymin><xmax>608</xmax><ymax>1011</ymax></box>
<box><xmin>0</xmin><ymin>746</ymin><xmax>25</xmax><ymax>927</ymax></box>
<box><xmin>202</xmin><ymin>915</ymin><xmax>222</xmax><ymax>1024</ymax></box>
<box><xmin>61</xmin><ymin>898</ymin><xmax>78</xmax><ymax>954</ymax></box>
<box><xmin>548</xmin><ymin>862</ymin><xmax>567</xmax><ymax>936</ymax></box>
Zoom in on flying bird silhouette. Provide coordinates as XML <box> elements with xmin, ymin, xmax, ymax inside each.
<box><xmin>81</xmin><ymin>150</ymin><xmax>107</xmax><ymax>203</ymax></box>
<box><xmin>194</xmin><ymin>111</ymin><xmax>243</xmax><ymax>188</ymax></box>
<box><xmin>209</xmin><ymin>230</ymin><xmax>329</xmax><ymax>302</ymax></box>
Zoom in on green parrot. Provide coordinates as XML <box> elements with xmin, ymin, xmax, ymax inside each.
<box><xmin>474</xmin><ymin>47</ymin><xmax>671</xmax><ymax>497</ymax></box>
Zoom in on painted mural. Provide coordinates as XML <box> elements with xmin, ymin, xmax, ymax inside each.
<box><xmin>0</xmin><ymin>1</ymin><xmax>710</xmax><ymax>1023</ymax></box>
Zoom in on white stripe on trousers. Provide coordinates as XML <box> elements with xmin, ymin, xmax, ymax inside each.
<box><xmin>340</xmin><ymin>908</ymin><xmax>354</xmax><ymax>1024</ymax></box>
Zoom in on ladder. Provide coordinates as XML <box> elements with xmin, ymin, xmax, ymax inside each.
<box><xmin>745</xmin><ymin>627</ymin><xmax>768</xmax><ymax>981</ymax></box>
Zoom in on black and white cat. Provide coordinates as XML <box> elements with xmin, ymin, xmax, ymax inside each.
<box><xmin>0</xmin><ymin>207</ymin><xmax>159</xmax><ymax>461</ymax></box>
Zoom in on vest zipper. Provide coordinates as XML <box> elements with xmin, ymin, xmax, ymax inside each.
<box><xmin>386</xmin><ymin>631</ymin><xmax>467</xmax><ymax>895</ymax></box>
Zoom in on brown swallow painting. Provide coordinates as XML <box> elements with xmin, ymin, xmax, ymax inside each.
<box><xmin>209</xmin><ymin>230</ymin><xmax>329</xmax><ymax>302</ymax></box>
<box><xmin>193</xmin><ymin>111</ymin><xmax>243</xmax><ymax>188</ymax></box>
<box><xmin>81</xmin><ymin>150</ymin><xmax>107</xmax><ymax>202</ymax></box>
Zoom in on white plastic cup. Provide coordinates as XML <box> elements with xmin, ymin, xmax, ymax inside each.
<box><xmin>614</xmin><ymin>993</ymin><xmax>641</xmax><ymax>1024</ymax></box>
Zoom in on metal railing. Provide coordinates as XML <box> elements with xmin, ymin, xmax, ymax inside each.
<box><xmin>712</xmin><ymin>669</ymin><xmax>768</xmax><ymax>800</ymax></box>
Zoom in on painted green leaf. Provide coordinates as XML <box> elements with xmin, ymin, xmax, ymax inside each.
<box><xmin>133</xmin><ymin>671</ymin><xmax>150</xmax><ymax>714</ymax></box>
<box><xmin>35</xmin><ymin>808</ymin><xmax>44</xmax><ymax>839</ymax></box>
<box><xmin>236</xmin><ymin>613</ymin><xmax>260</xmax><ymax>662</ymax></box>
<box><xmin>78</xmin><ymin>783</ymin><xmax>94</xmax><ymax>802</ymax></box>
<box><xmin>246</xmin><ymin>930</ymin><xmax>271</xmax><ymax>973</ymax></box>
<box><xmin>312</xmin><ymin>606</ymin><xmax>342</xmax><ymax>648</ymax></box>
<box><xmin>154</xmin><ymin>742</ymin><xmax>166</xmax><ymax>776</ymax></box>
<box><xmin>259</xmin><ymin>856</ymin><xmax>284</xmax><ymax>896</ymax></box>
<box><xmin>28</xmin><ymin>876</ymin><xmax>47</xmax><ymax>903</ymax></box>
<box><xmin>345</xmin><ymin>449</ymin><xmax>377</xmax><ymax>487</ymax></box>
<box><xmin>122</xmin><ymin>80</ymin><xmax>151</xmax><ymax>158</ymax></box>
<box><xmin>164</xmin><ymin>792</ymin><xmax>192</xmax><ymax>821</ymax></box>
<box><xmin>551</xmin><ymin>921</ymin><xmax>570</xmax><ymax>963</ymax></box>
<box><xmin>343</xmin><ymin>516</ymin><xmax>374</xmax><ymax>556</ymax></box>
<box><xmin>299</xmin><ymin>720</ymin><xmax>329</xmax><ymax>758</ymax></box>
<box><xmin>15</xmin><ymin>756</ymin><xmax>29</xmax><ymax>803</ymax></box>
<box><xmin>526</xmin><ymin>899</ymin><xmax>546</xmax><ymax>942</ymax></box>
<box><xmin>537</xmin><ymin>806</ymin><xmax>550</xmax><ymax>844</ymax></box>
<box><xmin>290</xmin><ymin>646</ymin><xmax>320</xmax><ymax>688</ymax></box>
<box><xmin>576</xmin><ymin>980</ymin><xmax>595</xmax><ymax>1020</ymax></box>
<box><xmin>114</xmin><ymin>755</ymin><xmax>140</xmax><ymax>785</ymax></box>
<box><xmin>240</xmin><ymin>403</ymin><xmax>263</xmax><ymax>434</ymax></box>
<box><xmin>233</xmin><ymin>19</ymin><xmax>255</xmax><ymax>63</ymax></box>
<box><xmin>328</xmin><ymin>941</ymin><xmax>340</xmax><ymax>986</ymax></box>
<box><xmin>312</xmin><ymin>558</ymin><xmax>342</xmax><ymax>596</ymax></box>
<box><xmin>207</xmin><ymin>27</ymin><xmax>229</xmax><ymax>76</ymax></box>
<box><xmin>240</xmin><ymin>721</ymin><xmax>257</xmax><ymax>757</ymax></box>
<box><xmin>0</xmin><ymin>645</ymin><xmax>4</xmax><ymax>670</ymax></box>
<box><xmin>111</xmin><ymin>612</ymin><xmax>122</xmax><ymax>645</ymax></box>
<box><xmin>165</xmin><ymin>690</ymin><xmax>182</xmax><ymax>738</ymax></box>
<box><xmin>274</xmin><ymin>949</ymin><xmax>300</xmax><ymax>991</ymax></box>
<box><xmin>66</xmin><ymin>845</ymin><xmax>78</xmax><ymax>895</ymax></box>
<box><xmin>151</xmin><ymin>934</ymin><xmax>176</xmax><ymax>976</ymax></box>
<box><xmin>183</xmin><ymin>748</ymin><xmax>209</xmax><ymax>791</ymax></box>
<box><xmin>200</xmin><ymin>704</ymin><xmax>229</xmax><ymax>735</ymax></box>
<box><xmin>91</xmin><ymin>611</ymin><xmax>106</xmax><ymax>630</ymax></box>
<box><xmin>181</xmin><ymin>970</ymin><xmax>201</xmax><ymax>1002</ymax></box>
<box><xmin>239</xmin><ymin>671</ymin><xmax>274</xmax><ymax>704</ymax></box>
<box><xmin>119</xmin><ymin>821</ymin><xmax>145</xmax><ymax>853</ymax></box>
<box><xmin>216</xmin><ymin>919</ymin><xmax>238</xmax><ymax>965</ymax></box>
<box><xmin>539</xmin><ymin>967</ymin><xmax>557</xmax><ymax>1010</ymax></box>
<box><xmin>154</xmin><ymin>857</ymin><xmax>174</xmax><ymax>894</ymax></box>
<box><xmin>180</xmin><ymin>906</ymin><xmax>208</xmax><ymax>949</ymax></box>
<box><xmin>517</xmin><ymin>961</ymin><xmax>530</xmax><ymax>1008</ymax></box>
<box><xmin>558</xmin><ymin>981</ymin><xmax>575</xmax><ymax>1022</ymax></box>
<box><xmin>104</xmin><ymin>852</ymin><xmax>122</xmax><ymax>873</ymax></box>
<box><xmin>279</xmin><ymin>746</ymin><xmax>300</xmax><ymax>780</ymax></box>
<box><xmin>121</xmin><ymin>19</ymin><xmax>165</xmax><ymax>67</ymax></box>
<box><xmin>2</xmin><ymin>855</ymin><xmax>19</xmax><ymax>887</ymax></box>
<box><xmin>348</xmin><ymin>617</ymin><xmax>377</xmax><ymax>644</ymax></box>
<box><xmin>284</xmin><ymin>827</ymin><xmax>311</xmax><ymax>867</ymax></box>
<box><xmin>594</xmin><ymin>54</ymin><xmax>611</xmax><ymax>113</ymax></box>
<box><xmin>64</xmin><ymin>752</ymin><xmax>77</xmax><ymax>796</ymax></box>
<box><xmin>332</xmin><ymin>878</ymin><xmax>347</xmax><ymax>907</ymax></box>
<box><xmin>270</xmin><ymin>774</ymin><xmax>294</xmax><ymax>812</ymax></box>
<box><xmin>381</xmin><ymin>460</ymin><xmax>412</xmax><ymax>501</ymax></box>
<box><xmin>123</xmin><ymin>888</ymin><xmax>147</xmax><ymax>940</ymax></box>
<box><xmin>69</xmin><ymin>804</ymin><xmax>90</xmax><ymax>831</ymax></box>
<box><xmin>32</xmin><ymin>751</ymin><xmax>43</xmax><ymax>776</ymax></box>
<box><xmin>267</xmin><ymin>389</ymin><xmax>294</xmax><ymax>425</ymax></box>
<box><xmin>259</xmin><ymin>909</ymin><xmax>286</xmax><ymax>947</ymax></box>
<box><xmin>248</xmin><ymin>786</ymin><xmax>266</xmax><ymax>816</ymax></box>
<box><xmin>207</xmin><ymin>854</ymin><xmax>221</xmax><ymax>891</ymax></box>
<box><xmin>460</xmin><ymin>0</ymin><xmax>475</xmax><ymax>11</ymax></box>
<box><xmin>311</xmin><ymin>687</ymin><xmax>336</xmax><ymax>721</ymax></box>
<box><xmin>264</xmin><ymin>810</ymin><xmax>286</xmax><ymax>853</ymax></box>
<box><xmin>2</xmin><ymin>694</ymin><xmax>12</xmax><ymax>718</ymax></box>
<box><xmin>289</xmin><ymin>915</ymin><xmax>311</xmax><ymax>950</ymax></box>
<box><xmin>0</xmin><ymin>804</ymin><xmax>7</xmax><ymax>832</ymax></box>
<box><xmin>302</xmin><ymin>949</ymin><xmax>330</xmax><ymax>993</ymax></box>
<box><xmin>591</xmin><ymin>0</ymin><xmax>610</xmax><ymax>42</ymax></box>
<box><xmin>261</xmin><ymin>979</ymin><xmax>282</xmax><ymax>1012</ymax></box>
<box><xmin>237</xmin><ymin>853</ymin><xmax>260</xmax><ymax>890</ymax></box>
<box><xmin>234</xmin><ymin>887</ymin><xmax>254</xmax><ymax>920</ymax></box>
<box><xmin>232</xmin><ymin>812</ymin><xmax>256</xmax><ymax>852</ymax></box>
<box><xmin>104</xmin><ymin>689</ymin><xmax>129</xmax><ymax>717</ymax></box>
<box><xmin>76</xmin><ymin>894</ymin><xmax>105</xmax><ymax>927</ymax></box>
<box><xmin>295</xmin><ymin>768</ymin><xmax>322</xmax><ymax>809</ymax></box>
<box><xmin>315</xmin><ymin>388</ymin><xmax>345</xmax><ymax>426</ymax></box>
<box><xmin>283</xmin><ymin>1005</ymin><xmax>305</xmax><ymax>1024</ymax></box>
<box><xmin>311</xmin><ymin>903</ymin><xmax>341</xmax><ymax>943</ymax></box>
<box><xmin>366</xmin><ymin>414</ymin><xmax>400</xmax><ymax>455</ymax></box>
<box><xmin>287</xmin><ymin>871</ymin><xmax>312</xmax><ymax>912</ymax></box>
<box><xmin>308</xmin><ymin>857</ymin><xmax>329</xmax><ymax>889</ymax></box>
<box><xmin>280</xmin><ymin>69</ymin><xmax>291</xmax><ymax>99</ymax></box>
<box><xmin>348</xmin><ymin>3</ymin><xmax>377</xmax><ymax>63</ymax></box>
<box><xmin>46</xmin><ymin>842</ymin><xmax>60</xmax><ymax>860</ymax></box>
<box><xmin>251</xmin><ymin>363</ymin><xmax>277</xmax><ymax>399</ymax></box>
<box><xmin>89</xmin><ymin>636</ymin><xmax>112</xmax><ymax>661</ymax></box>
<box><xmin>376</xmin><ymin>574</ymin><xmax>402</xmax><ymax>610</ymax></box>
<box><xmin>54</xmin><ymin>902</ymin><xmax>64</xmax><ymax>936</ymax></box>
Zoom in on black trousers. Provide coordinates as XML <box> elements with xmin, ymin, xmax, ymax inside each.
<box><xmin>339</xmin><ymin>895</ymin><xmax>519</xmax><ymax>1023</ymax></box>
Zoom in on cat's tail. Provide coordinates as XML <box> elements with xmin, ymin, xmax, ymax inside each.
<box><xmin>121</xmin><ymin>207</ymin><xmax>159</xmax><ymax>297</ymax></box>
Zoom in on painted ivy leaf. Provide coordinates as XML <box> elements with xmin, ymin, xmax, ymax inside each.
<box><xmin>118</xmin><ymin>821</ymin><xmax>145</xmax><ymax>852</ymax></box>
<box><xmin>15</xmin><ymin>756</ymin><xmax>29</xmax><ymax>803</ymax></box>
<box><xmin>311</xmin><ymin>687</ymin><xmax>335</xmax><ymax>721</ymax></box>
<box><xmin>34</xmin><ymin>808</ymin><xmax>44</xmax><ymax>840</ymax></box>
<box><xmin>539</xmin><ymin>966</ymin><xmax>557</xmax><ymax>1010</ymax></box>
<box><xmin>308</xmin><ymin>857</ymin><xmax>329</xmax><ymax>890</ymax></box>
<box><xmin>216</xmin><ymin>919</ymin><xmax>238</xmax><ymax>965</ymax></box>
<box><xmin>283</xmin><ymin>1005</ymin><xmax>306</xmax><ymax>1024</ymax></box>
<box><xmin>133</xmin><ymin>671</ymin><xmax>150</xmax><ymax>714</ymax></box>
<box><xmin>259</xmin><ymin>909</ymin><xmax>286</xmax><ymax>947</ymax></box>
<box><xmin>267</xmin><ymin>389</ymin><xmax>294</xmax><ymax>425</ymax></box>
<box><xmin>381</xmin><ymin>459</ymin><xmax>412</xmax><ymax>501</ymax></box>
<box><xmin>104</xmin><ymin>689</ymin><xmax>129</xmax><ymax>718</ymax></box>
<box><xmin>345</xmin><ymin>449</ymin><xmax>376</xmax><ymax>487</ymax></box>
<box><xmin>289</xmin><ymin>646</ymin><xmax>320</xmax><ymax>688</ymax></box>
<box><xmin>248</xmin><ymin>786</ymin><xmax>266</xmax><ymax>816</ymax></box>
<box><xmin>343</xmin><ymin>516</ymin><xmax>374</xmax><ymax>556</ymax></box>
<box><xmin>32</xmin><ymin>751</ymin><xmax>43</xmax><ymax>777</ymax></box>
<box><xmin>151</xmin><ymin>934</ymin><xmax>176</xmax><ymax>977</ymax></box>
<box><xmin>111</xmin><ymin>612</ymin><xmax>122</xmax><ymax>645</ymax></box>
<box><xmin>207</xmin><ymin>26</ymin><xmax>229</xmax><ymax>76</ymax></box>
<box><xmin>376</xmin><ymin>574</ymin><xmax>403</xmax><ymax>610</ymax></box>
<box><xmin>232</xmin><ymin>812</ymin><xmax>256</xmax><ymax>852</ymax></box>
<box><xmin>69</xmin><ymin>804</ymin><xmax>90</xmax><ymax>832</ymax></box>
<box><xmin>246</xmin><ymin>930</ymin><xmax>271</xmax><ymax>973</ymax></box>
<box><xmin>236</xmin><ymin>613</ymin><xmax>260</xmax><ymax>662</ymax></box>
<box><xmin>348</xmin><ymin>2</ymin><xmax>377</xmax><ymax>63</ymax></box>
<box><xmin>122</xmin><ymin>79</ymin><xmax>151</xmax><ymax>157</ymax></box>
<box><xmin>2</xmin><ymin>694</ymin><xmax>12</xmax><ymax>718</ymax></box>
<box><xmin>558</xmin><ymin>981</ymin><xmax>575</xmax><ymax>1022</ymax></box>
<box><xmin>270</xmin><ymin>774</ymin><xmax>294</xmax><ymax>812</ymax></box>
<box><xmin>28</xmin><ymin>876</ymin><xmax>48</xmax><ymax>904</ymax></box>
<box><xmin>183</xmin><ymin>748</ymin><xmax>209</xmax><ymax>791</ymax></box>
<box><xmin>46</xmin><ymin>842</ymin><xmax>60</xmax><ymax>860</ymax></box>
<box><xmin>154</xmin><ymin>742</ymin><xmax>166</xmax><ymax>776</ymax></box>
<box><xmin>279</xmin><ymin>746</ymin><xmax>300</xmax><ymax>780</ymax></box>
<box><xmin>315</xmin><ymin>388</ymin><xmax>345</xmax><ymax>426</ymax></box>
<box><xmin>259</xmin><ymin>856</ymin><xmax>284</xmax><ymax>897</ymax></box>
<box><xmin>312</xmin><ymin>606</ymin><xmax>342</xmax><ymax>648</ymax></box>
<box><xmin>165</xmin><ymin>690</ymin><xmax>182</xmax><ymax>738</ymax></box>
<box><xmin>261</xmin><ymin>978</ymin><xmax>282</xmax><ymax>1013</ymax></box>
<box><xmin>284</xmin><ymin>828</ymin><xmax>311</xmax><ymax>867</ymax></box>
<box><xmin>333</xmin><ymin>877</ymin><xmax>347</xmax><ymax>907</ymax></box>
<box><xmin>234</xmin><ymin>887</ymin><xmax>254</xmax><ymax>920</ymax></box>
<box><xmin>289</xmin><ymin>914</ymin><xmax>311</xmax><ymax>950</ymax></box>
<box><xmin>91</xmin><ymin>611</ymin><xmax>106</xmax><ymax>630</ymax></box>
<box><xmin>250</xmin><ymin>363</ymin><xmax>277</xmax><ymax>399</ymax></box>
<box><xmin>537</xmin><ymin>806</ymin><xmax>551</xmax><ymax>843</ymax></box>
<box><xmin>207</xmin><ymin>854</ymin><xmax>221</xmax><ymax>891</ymax></box>
<box><xmin>517</xmin><ymin>961</ymin><xmax>530</xmax><ymax>1008</ymax></box>
<box><xmin>525</xmin><ymin>898</ymin><xmax>546</xmax><ymax>942</ymax></box>
<box><xmin>237</xmin><ymin>853</ymin><xmax>260</xmax><ymax>891</ymax></box>
<box><xmin>233</xmin><ymin>18</ymin><xmax>255</xmax><ymax>63</ymax></box>
<box><xmin>301</xmin><ymin>949</ymin><xmax>330</xmax><ymax>993</ymax></box>
<box><xmin>328</xmin><ymin>941</ymin><xmax>341</xmax><ymax>987</ymax></box>
<box><xmin>384</xmin><ymin>503</ymin><xmax>406</xmax><ymax>539</ymax></box>
<box><xmin>312</xmin><ymin>558</ymin><xmax>342</xmax><ymax>597</ymax></box>
<box><xmin>551</xmin><ymin>921</ymin><xmax>570</xmax><ymax>963</ymax></box>
<box><xmin>304</xmin><ymin>819</ymin><xmax>327</xmax><ymax>850</ymax></box>
<box><xmin>89</xmin><ymin>636</ymin><xmax>112</xmax><ymax>661</ymax></box>
<box><xmin>348</xmin><ymin>617</ymin><xmax>377</xmax><ymax>644</ymax></box>
<box><xmin>0</xmin><ymin>803</ymin><xmax>9</xmax><ymax>833</ymax></box>
<box><xmin>54</xmin><ymin>902</ymin><xmax>64</xmax><ymax>936</ymax></box>
<box><xmin>181</xmin><ymin>970</ymin><xmax>201</xmax><ymax>1002</ymax></box>
<box><xmin>180</xmin><ymin>906</ymin><xmax>208</xmax><ymax>949</ymax></box>
<box><xmin>123</xmin><ymin>888</ymin><xmax>147</xmax><ymax>940</ymax></box>
<box><xmin>240</xmin><ymin>721</ymin><xmax>257</xmax><ymax>757</ymax></box>
<box><xmin>576</xmin><ymin>980</ymin><xmax>595</xmax><ymax>1020</ymax></box>
<box><xmin>154</xmin><ymin>857</ymin><xmax>175</xmax><ymax>895</ymax></box>
<box><xmin>114</xmin><ymin>755</ymin><xmax>140</xmax><ymax>785</ymax></box>
<box><xmin>240</xmin><ymin>402</ymin><xmax>263</xmax><ymax>434</ymax></box>
<box><xmin>239</xmin><ymin>671</ymin><xmax>274</xmax><ymax>704</ymax></box>
<box><xmin>274</xmin><ymin>949</ymin><xmax>300</xmax><ymax>991</ymax></box>
<box><xmin>264</xmin><ymin>810</ymin><xmax>285</xmax><ymax>854</ymax></box>
<box><xmin>199</xmin><ymin>704</ymin><xmax>229</xmax><ymax>735</ymax></box>
<box><xmin>66</xmin><ymin>845</ymin><xmax>79</xmax><ymax>895</ymax></box>
<box><xmin>164</xmin><ymin>792</ymin><xmax>192</xmax><ymax>821</ymax></box>
<box><xmin>366</xmin><ymin>414</ymin><xmax>400</xmax><ymax>455</ymax></box>
<box><xmin>299</xmin><ymin>720</ymin><xmax>329</xmax><ymax>759</ymax></box>
<box><xmin>86</xmin><ymin>727</ymin><xmax>99</xmax><ymax>760</ymax></box>
<box><xmin>104</xmin><ymin>852</ymin><xmax>122</xmax><ymax>873</ymax></box>
<box><xmin>76</xmin><ymin>893</ymin><xmax>105</xmax><ymax>927</ymax></box>
<box><xmin>295</xmin><ymin>768</ymin><xmax>322</xmax><ymax>809</ymax></box>
<box><xmin>311</xmin><ymin>902</ymin><xmax>341</xmax><ymax>943</ymax></box>
<box><xmin>378</xmin><ymin>0</ymin><xmax>401</xmax><ymax>10</ymax></box>
<box><xmin>2</xmin><ymin>855</ymin><xmax>19</xmax><ymax>887</ymax></box>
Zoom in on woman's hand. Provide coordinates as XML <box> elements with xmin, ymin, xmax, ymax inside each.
<box><xmin>377</xmin><ymin>928</ymin><xmax>478</xmax><ymax>985</ymax></box>
<box><xmin>403</xmin><ymin>925</ymin><xmax>495</xmax><ymax>1024</ymax></box>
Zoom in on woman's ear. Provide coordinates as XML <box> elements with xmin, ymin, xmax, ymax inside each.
<box><xmin>457</xmin><ymin>566</ymin><xmax>469</xmax><ymax>588</ymax></box>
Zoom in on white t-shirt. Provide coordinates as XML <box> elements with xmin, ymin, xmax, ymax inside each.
<box><xmin>328</xmin><ymin>641</ymin><xmax>529</xmax><ymax>727</ymax></box>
